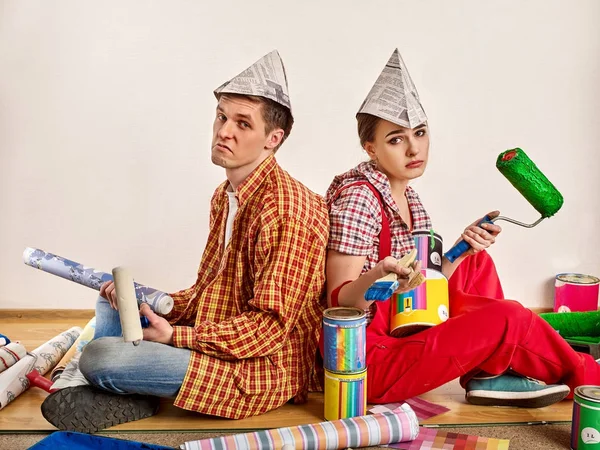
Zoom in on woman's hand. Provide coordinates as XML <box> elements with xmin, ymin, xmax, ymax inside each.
<box><xmin>458</xmin><ymin>210</ymin><xmax>503</xmax><ymax>256</ymax></box>
<box><xmin>376</xmin><ymin>256</ymin><xmax>422</xmax><ymax>294</ymax></box>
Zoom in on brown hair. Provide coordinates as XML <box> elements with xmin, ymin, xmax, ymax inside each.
<box><xmin>218</xmin><ymin>93</ymin><xmax>294</xmax><ymax>151</ymax></box>
<box><xmin>356</xmin><ymin>113</ymin><xmax>381</xmax><ymax>148</ymax></box>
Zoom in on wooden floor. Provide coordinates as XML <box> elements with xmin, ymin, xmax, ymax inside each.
<box><xmin>0</xmin><ymin>309</ymin><xmax>573</xmax><ymax>433</ymax></box>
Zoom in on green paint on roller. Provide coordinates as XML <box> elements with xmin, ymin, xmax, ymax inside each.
<box><xmin>496</xmin><ymin>148</ymin><xmax>564</xmax><ymax>218</ymax></box>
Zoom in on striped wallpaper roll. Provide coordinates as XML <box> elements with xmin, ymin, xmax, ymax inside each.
<box><xmin>180</xmin><ymin>403</ymin><xmax>419</xmax><ymax>450</ymax></box>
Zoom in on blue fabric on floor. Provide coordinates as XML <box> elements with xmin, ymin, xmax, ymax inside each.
<box><xmin>28</xmin><ymin>431</ymin><xmax>174</xmax><ymax>449</ymax></box>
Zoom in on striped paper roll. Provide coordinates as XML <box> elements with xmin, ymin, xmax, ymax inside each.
<box><xmin>180</xmin><ymin>404</ymin><xmax>420</xmax><ymax>450</ymax></box>
<box><xmin>0</xmin><ymin>343</ymin><xmax>27</xmax><ymax>374</ymax></box>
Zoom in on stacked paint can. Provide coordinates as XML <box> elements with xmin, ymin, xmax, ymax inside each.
<box><xmin>390</xmin><ymin>230</ymin><xmax>450</xmax><ymax>337</ymax></box>
<box><xmin>554</xmin><ymin>273</ymin><xmax>600</xmax><ymax>313</ymax></box>
<box><xmin>322</xmin><ymin>307</ymin><xmax>367</xmax><ymax>421</ymax></box>
<box><xmin>571</xmin><ymin>386</ymin><xmax>600</xmax><ymax>449</ymax></box>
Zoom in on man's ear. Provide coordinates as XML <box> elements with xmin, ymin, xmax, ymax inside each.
<box><xmin>264</xmin><ymin>129</ymin><xmax>284</xmax><ymax>151</ymax></box>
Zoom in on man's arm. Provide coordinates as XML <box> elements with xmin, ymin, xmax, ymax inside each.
<box><xmin>171</xmin><ymin>217</ymin><xmax>327</xmax><ymax>360</ymax></box>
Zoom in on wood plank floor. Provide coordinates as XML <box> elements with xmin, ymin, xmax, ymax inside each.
<box><xmin>0</xmin><ymin>310</ymin><xmax>573</xmax><ymax>432</ymax></box>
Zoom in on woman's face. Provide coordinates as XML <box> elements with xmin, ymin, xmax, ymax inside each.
<box><xmin>364</xmin><ymin>119</ymin><xmax>430</xmax><ymax>183</ymax></box>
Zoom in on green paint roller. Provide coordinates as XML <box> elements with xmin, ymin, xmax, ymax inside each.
<box><xmin>445</xmin><ymin>148</ymin><xmax>564</xmax><ymax>262</ymax></box>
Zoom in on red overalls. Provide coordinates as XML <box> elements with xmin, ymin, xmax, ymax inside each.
<box><xmin>366</xmin><ymin>250</ymin><xmax>600</xmax><ymax>403</ymax></box>
<box><xmin>325</xmin><ymin>181</ymin><xmax>600</xmax><ymax>404</ymax></box>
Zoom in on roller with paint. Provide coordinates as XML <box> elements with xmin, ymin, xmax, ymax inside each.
<box><xmin>444</xmin><ymin>148</ymin><xmax>564</xmax><ymax>262</ymax></box>
<box><xmin>112</xmin><ymin>267</ymin><xmax>144</xmax><ymax>346</ymax></box>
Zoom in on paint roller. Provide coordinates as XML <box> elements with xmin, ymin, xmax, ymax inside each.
<box><xmin>112</xmin><ymin>267</ymin><xmax>145</xmax><ymax>346</ymax></box>
<box><xmin>445</xmin><ymin>148</ymin><xmax>564</xmax><ymax>262</ymax></box>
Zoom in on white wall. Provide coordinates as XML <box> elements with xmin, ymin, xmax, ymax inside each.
<box><xmin>1</xmin><ymin>0</ymin><xmax>599</xmax><ymax>309</ymax></box>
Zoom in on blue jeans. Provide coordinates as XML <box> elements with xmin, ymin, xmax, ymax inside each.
<box><xmin>79</xmin><ymin>296</ymin><xmax>191</xmax><ymax>398</ymax></box>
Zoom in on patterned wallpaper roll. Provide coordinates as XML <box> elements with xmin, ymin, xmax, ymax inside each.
<box><xmin>0</xmin><ymin>327</ymin><xmax>80</xmax><ymax>410</ymax></box>
<box><xmin>180</xmin><ymin>404</ymin><xmax>419</xmax><ymax>450</ymax></box>
<box><xmin>0</xmin><ymin>343</ymin><xmax>27</xmax><ymax>374</ymax></box>
<box><xmin>23</xmin><ymin>247</ymin><xmax>173</xmax><ymax>315</ymax></box>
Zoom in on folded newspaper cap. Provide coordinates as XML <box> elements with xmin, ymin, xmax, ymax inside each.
<box><xmin>214</xmin><ymin>50</ymin><xmax>292</xmax><ymax>113</ymax></box>
<box><xmin>357</xmin><ymin>49</ymin><xmax>427</xmax><ymax>129</ymax></box>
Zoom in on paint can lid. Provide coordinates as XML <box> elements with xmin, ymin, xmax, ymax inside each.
<box><xmin>324</xmin><ymin>307</ymin><xmax>365</xmax><ymax>321</ymax></box>
<box><xmin>575</xmin><ymin>386</ymin><xmax>600</xmax><ymax>403</ymax></box>
<box><xmin>557</xmin><ymin>273</ymin><xmax>600</xmax><ymax>285</ymax></box>
<box><xmin>412</xmin><ymin>229</ymin><xmax>443</xmax><ymax>241</ymax></box>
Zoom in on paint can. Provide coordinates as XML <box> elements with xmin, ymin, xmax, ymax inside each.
<box><xmin>412</xmin><ymin>230</ymin><xmax>443</xmax><ymax>272</ymax></box>
<box><xmin>322</xmin><ymin>307</ymin><xmax>366</xmax><ymax>374</ymax></box>
<box><xmin>554</xmin><ymin>274</ymin><xmax>600</xmax><ymax>313</ymax></box>
<box><xmin>572</xmin><ymin>386</ymin><xmax>600</xmax><ymax>449</ymax></box>
<box><xmin>324</xmin><ymin>368</ymin><xmax>367</xmax><ymax>421</ymax></box>
<box><xmin>390</xmin><ymin>269</ymin><xmax>449</xmax><ymax>338</ymax></box>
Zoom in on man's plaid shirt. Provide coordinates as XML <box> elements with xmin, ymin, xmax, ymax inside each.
<box><xmin>166</xmin><ymin>156</ymin><xmax>328</xmax><ymax>419</ymax></box>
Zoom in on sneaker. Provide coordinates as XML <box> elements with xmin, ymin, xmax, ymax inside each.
<box><xmin>465</xmin><ymin>374</ymin><xmax>570</xmax><ymax>408</ymax></box>
<box><xmin>41</xmin><ymin>385</ymin><xmax>160</xmax><ymax>433</ymax></box>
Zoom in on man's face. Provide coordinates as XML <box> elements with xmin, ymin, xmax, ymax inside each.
<box><xmin>211</xmin><ymin>95</ymin><xmax>277</xmax><ymax>171</ymax></box>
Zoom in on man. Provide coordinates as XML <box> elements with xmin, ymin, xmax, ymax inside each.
<box><xmin>41</xmin><ymin>50</ymin><xmax>329</xmax><ymax>433</ymax></box>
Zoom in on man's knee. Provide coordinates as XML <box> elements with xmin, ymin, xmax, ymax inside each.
<box><xmin>79</xmin><ymin>337</ymin><xmax>123</xmax><ymax>382</ymax></box>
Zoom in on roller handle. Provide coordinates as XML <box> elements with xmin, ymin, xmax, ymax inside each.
<box><xmin>26</xmin><ymin>370</ymin><xmax>58</xmax><ymax>393</ymax></box>
<box><xmin>444</xmin><ymin>215</ymin><xmax>494</xmax><ymax>263</ymax></box>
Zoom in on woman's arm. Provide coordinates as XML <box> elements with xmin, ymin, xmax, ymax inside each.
<box><xmin>326</xmin><ymin>249</ymin><xmax>418</xmax><ymax>310</ymax></box>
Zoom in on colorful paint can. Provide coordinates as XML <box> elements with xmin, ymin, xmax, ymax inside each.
<box><xmin>324</xmin><ymin>369</ymin><xmax>367</xmax><ymax>421</ymax></box>
<box><xmin>571</xmin><ymin>386</ymin><xmax>600</xmax><ymax>449</ymax></box>
<box><xmin>323</xmin><ymin>307</ymin><xmax>366</xmax><ymax>373</ymax></box>
<box><xmin>554</xmin><ymin>274</ymin><xmax>600</xmax><ymax>313</ymax></box>
<box><xmin>390</xmin><ymin>269</ymin><xmax>449</xmax><ymax>338</ymax></box>
<box><xmin>412</xmin><ymin>230</ymin><xmax>443</xmax><ymax>272</ymax></box>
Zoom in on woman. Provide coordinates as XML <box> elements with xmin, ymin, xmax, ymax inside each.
<box><xmin>325</xmin><ymin>49</ymin><xmax>595</xmax><ymax>408</ymax></box>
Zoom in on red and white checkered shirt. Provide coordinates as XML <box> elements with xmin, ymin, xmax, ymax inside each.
<box><xmin>326</xmin><ymin>161</ymin><xmax>432</xmax><ymax>273</ymax></box>
<box><xmin>166</xmin><ymin>156</ymin><xmax>329</xmax><ymax>419</ymax></box>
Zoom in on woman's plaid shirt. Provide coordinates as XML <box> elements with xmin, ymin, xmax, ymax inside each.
<box><xmin>166</xmin><ymin>156</ymin><xmax>329</xmax><ymax>419</ymax></box>
<box><xmin>326</xmin><ymin>161</ymin><xmax>432</xmax><ymax>271</ymax></box>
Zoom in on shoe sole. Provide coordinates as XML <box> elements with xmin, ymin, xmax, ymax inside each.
<box><xmin>41</xmin><ymin>385</ymin><xmax>159</xmax><ymax>433</ymax></box>
<box><xmin>466</xmin><ymin>385</ymin><xmax>570</xmax><ymax>408</ymax></box>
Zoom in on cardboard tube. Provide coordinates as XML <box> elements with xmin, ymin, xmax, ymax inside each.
<box><xmin>112</xmin><ymin>267</ymin><xmax>143</xmax><ymax>345</ymax></box>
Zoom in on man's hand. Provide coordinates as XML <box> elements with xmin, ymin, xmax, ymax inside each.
<box><xmin>140</xmin><ymin>303</ymin><xmax>174</xmax><ymax>345</ymax></box>
<box><xmin>100</xmin><ymin>281</ymin><xmax>118</xmax><ymax>310</ymax></box>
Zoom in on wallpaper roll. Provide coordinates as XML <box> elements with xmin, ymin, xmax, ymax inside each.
<box><xmin>23</xmin><ymin>247</ymin><xmax>174</xmax><ymax>315</ymax></box>
<box><xmin>0</xmin><ymin>327</ymin><xmax>81</xmax><ymax>410</ymax></box>
<box><xmin>51</xmin><ymin>317</ymin><xmax>96</xmax><ymax>381</ymax></box>
<box><xmin>180</xmin><ymin>404</ymin><xmax>419</xmax><ymax>450</ymax></box>
<box><xmin>0</xmin><ymin>343</ymin><xmax>27</xmax><ymax>374</ymax></box>
<box><xmin>0</xmin><ymin>333</ymin><xmax>11</xmax><ymax>346</ymax></box>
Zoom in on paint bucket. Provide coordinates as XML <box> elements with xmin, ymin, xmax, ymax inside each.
<box><xmin>554</xmin><ymin>274</ymin><xmax>600</xmax><ymax>313</ymax></box>
<box><xmin>390</xmin><ymin>269</ymin><xmax>449</xmax><ymax>338</ymax></box>
<box><xmin>571</xmin><ymin>385</ymin><xmax>600</xmax><ymax>449</ymax></box>
<box><xmin>324</xmin><ymin>369</ymin><xmax>367</xmax><ymax>421</ymax></box>
<box><xmin>322</xmin><ymin>307</ymin><xmax>366</xmax><ymax>374</ymax></box>
<box><xmin>413</xmin><ymin>230</ymin><xmax>443</xmax><ymax>272</ymax></box>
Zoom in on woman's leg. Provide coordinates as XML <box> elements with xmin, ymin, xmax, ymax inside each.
<box><xmin>367</xmin><ymin>293</ymin><xmax>600</xmax><ymax>404</ymax></box>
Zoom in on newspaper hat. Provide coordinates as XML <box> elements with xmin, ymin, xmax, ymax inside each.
<box><xmin>357</xmin><ymin>49</ymin><xmax>427</xmax><ymax>128</ymax></box>
<box><xmin>214</xmin><ymin>50</ymin><xmax>292</xmax><ymax>113</ymax></box>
